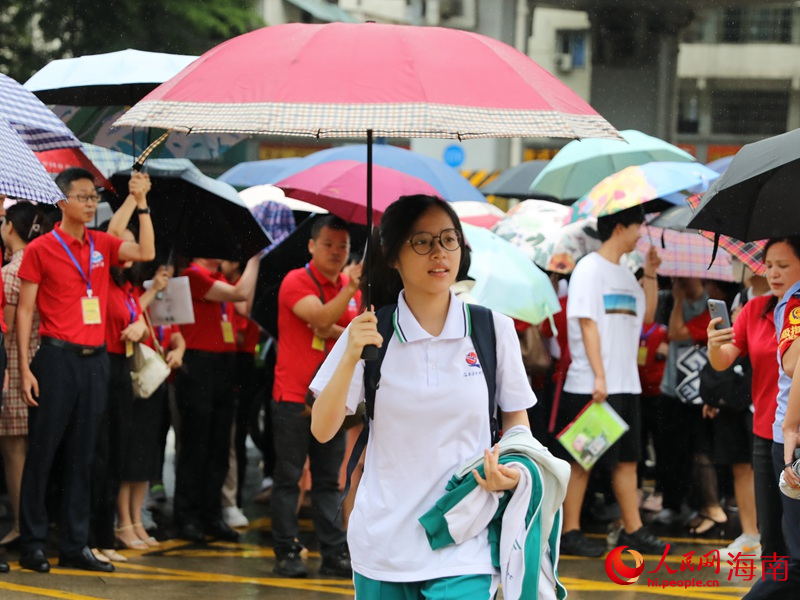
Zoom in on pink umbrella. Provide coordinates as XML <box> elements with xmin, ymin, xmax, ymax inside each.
<box><xmin>274</xmin><ymin>160</ymin><xmax>439</xmax><ymax>226</ymax></box>
<box><xmin>451</xmin><ymin>200</ymin><xmax>506</xmax><ymax>229</ymax></box>
<box><xmin>636</xmin><ymin>226</ymin><xmax>734</xmax><ymax>282</ymax></box>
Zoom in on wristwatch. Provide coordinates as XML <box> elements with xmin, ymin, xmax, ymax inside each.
<box><xmin>135</xmin><ymin>207</ymin><xmax>151</xmax><ymax>215</ymax></box>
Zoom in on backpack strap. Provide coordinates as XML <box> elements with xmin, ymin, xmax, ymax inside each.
<box><xmin>466</xmin><ymin>304</ymin><xmax>499</xmax><ymax>444</ymax></box>
<box><xmin>342</xmin><ymin>304</ymin><xmax>396</xmax><ymax>503</ymax></box>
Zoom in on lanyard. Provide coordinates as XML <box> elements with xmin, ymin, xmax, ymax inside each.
<box><xmin>124</xmin><ymin>292</ymin><xmax>137</xmax><ymax>325</ymax></box>
<box><xmin>641</xmin><ymin>323</ymin><xmax>660</xmax><ymax>344</ymax></box>
<box><xmin>221</xmin><ymin>302</ymin><xmax>229</xmax><ymax>322</ymax></box>
<box><xmin>52</xmin><ymin>229</ymin><xmax>94</xmax><ymax>296</ymax></box>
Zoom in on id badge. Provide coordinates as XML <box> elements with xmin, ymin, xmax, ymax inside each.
<box><xmin>81</xmin><ymin>296</ymin><xmax>102</xmax><ymax>325</ymax></box>
<box><xmin>125</xmin><ymin>340</ymin><xmax>134</xmax><ymax>358</ymax></box>
<box><xmin>637</xmin><ymin>345</ymin><xmax>648</xmax><ymax>367</ymax></box>
<box><xmin>221</xmin><ymin>320</ymin><xmax>235</xmax><ymax>344</ymax></box>
<box><xmin>312</xmin><ymin>335</ymin><xmax>326</xmax><ymax>352</ymax></box>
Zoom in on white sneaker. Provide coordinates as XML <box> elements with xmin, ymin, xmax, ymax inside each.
<box><xmin>260</xmin><ymin>477</ymin><xmax>274</xmax><ymax>492</ymax></box>
<box><xmin>223</xmin><ymin>506</ymin><xmax>249</xmax><ymax>528</ymax></box>
<box><xmin>720</xmin><ymin>533</ymin><xmax>761</xmax><ymax>559</ymax></box>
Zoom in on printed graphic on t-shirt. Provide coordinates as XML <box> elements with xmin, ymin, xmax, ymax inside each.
<box><xmin>91</xmin><ymin>250</ymin><xmax>105</xmax><ymax>269</ymax></box>
<box><xmin>463</xmin><ymin>350</ymin><xmax>483</xmax><ymax>378</ymax></box>
<box><xmin>675</xmin><ymin>345</ymin><xmax>707</xmax><ymax>405</ymax></box>
<box><xmin>779</xmin><ymin>296</ymin><xmax>800</xmax><ymax>358</ymax></box>
<box><xmin>603</xmin><ymin>293</ymin><xmax>637</xmax><ymax>316</ymax></box>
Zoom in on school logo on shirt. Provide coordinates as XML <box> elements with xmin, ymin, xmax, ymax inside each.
<box><xmin>91</xmin><ymin>250</ymin><xmax>105</xmax><ymax>269</ymax></box>
<box><xmin>790</xmin><ymin>307</ymin><xmax>800</xmax><ymax>325</ymax></box>
<box><xmin>465</xmin><ymin>351</ymin><xmax>480</xmax><ymax>368</ymax></box>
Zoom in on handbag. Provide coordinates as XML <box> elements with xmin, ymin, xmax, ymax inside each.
<box><xmin>699</xmin><ymin>356</ymin><xmax>752</xmax><ymax>411</ymax></box>
<box><xmin>130</xmin><ymin>311</ymin><xmax>171</xmax><ymax>399</ymax></box>
<box><xmin>517</xmin><ymin>325</ymin><xmax>552</xmax><ymax>376</ymax></box>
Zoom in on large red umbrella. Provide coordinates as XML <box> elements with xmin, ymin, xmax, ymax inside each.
<box><xmin>35</xmin><ymin>146</ymin><xmax>114</xmax><ymax>191</ymax></box>
<box><xmin>274</xmin><ymin>160</ymin><xmax>438</xmax><ymax>225</ymax></box>
<box><xmin>116</xmin><ymin>22</ymin><xmax>618</xmax><ymax>356</ymax></box>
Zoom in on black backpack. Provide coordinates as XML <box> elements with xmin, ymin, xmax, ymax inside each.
<box><xmin>343</xmin><ymin>303</ymin><xmax>498</xmax><ymax>497</ymax></box>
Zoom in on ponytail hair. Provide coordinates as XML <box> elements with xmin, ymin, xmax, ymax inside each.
<box><xmin>6</xmin><ymin>201</ymin><xmax>44</xmax><ymax>244</ymax></box>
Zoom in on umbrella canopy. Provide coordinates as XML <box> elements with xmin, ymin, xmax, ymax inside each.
<box><xmin>650</xmin><ymin>205</ymin><xmax>766</xmax><ymax>277</ymax></box>
<box><xmin>239</xmin><ymin>185</ymin><xmax>328</xmax><ymax>214</ymax></box>
<box><xmin>273</xmin><ymin>160</ymin><xmax>439</xmax><ymax>225</ymax></box>
<box><xmin>529</xmin><ymin>130</ymin><xmax>696</xmax><ymax>200</ymax></box>
<box><xmin>251</xmin><ymin>144</ymin><xmax>486</xmax><ymax>203</ymax></box>
<box><xmin>636</xmin><ymin>226</ymin><xmax>734</xmax><ymax>281</ymax></box>
<box><xmin>24</xmin><ymin>49</ymin><xmax>198</xmax><ymax>106</ymax></box>
<box><xmin>687</xmin><ymin>128</ymin><xmax>800</xmax><ymax>241</ymax></box>
<box><xmin>52</xmin><ymin>105</ymin><xmax>242</xmax><ymax>160</ymax></box>
<box><xmin>450</xmin><ymin>201</ymin><xmax>505</xmax><ymax>229</ymax></box>
<box><xmin>0</xmin><ymin>113</ymin><xmax>66</xmax><ymax>204</ymax></box>
<box><xmin>220</xmin><ymin>158</ymin><xmax>306</xmax><ymax>189</ymax></box>
<box><xmin>480</xmin><ymin>160</ymin><xmax>551</xmax><ymax>199</ymax></box>
<box><xmin>461</xmin><ymin>223</ymin><xmax>561</xmax><ymax>326</ymax></box>
<box><xmin>109</xmin><ymin>163</ymin><xmax>271</xmax><ymax>260</ymax></box>
<box><xmin>115</xmin><ymin>22</ymin><xmax>618</xmax><ymax>140</ymax></box>
<box><xmin>0</xmin><ymin>73</ymin><xmax>81</xmax><ymax>152</ymax></box>
<box><xmin>35</xmin><ymin>145</ymin><xmax>114</xmax><ymax>191</ymax></box>
<box><xmin>569</xmin><ymin>161</ymin><xmax>719</xmax><ymax>223</ymax></box>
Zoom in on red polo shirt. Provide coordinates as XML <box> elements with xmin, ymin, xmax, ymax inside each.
<box><xmin>234</xmin><ymin>313</ymin><xmax>260</xmax><ymax>354</ymax></box>
<box><xmin>734</xmin><ymin>294</ymin><xmax>779</xmax><ymax>439</ymax></box>
<box><xmin>273</xmin><ymin>261</ymin><xmax>360</xmax><ymax>403</ymax></box>
<box><xmin>105</xmin><ymin>281</ymin><xmax>141</xmax><ymax>355</ymax></box>
<box><xmin>179</xmin><ymin>262</ymin><xmax>236</xmax><ymax>353</ymax></box>
<box><xmin>19</xmin><ymin>223</ymin><xmax>122</xmax><ymax>346</ymax></box>
<box><xmin>638</xmin><ymin>322</ymin><xmax>668</xmax><ymax>398</ymax></box>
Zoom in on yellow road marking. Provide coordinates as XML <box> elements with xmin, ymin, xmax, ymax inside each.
<box><xmin>0</xmin><ymin>581</ymin><xmax>106</xmax><ymax>600</ymax></box>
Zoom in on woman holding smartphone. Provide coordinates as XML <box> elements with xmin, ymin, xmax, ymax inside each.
<box><xmin>711</xmin><ymin>237</ymin><xmax>800</xmax><ymax>599</ymax></box>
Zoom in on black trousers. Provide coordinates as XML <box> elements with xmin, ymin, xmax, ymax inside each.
<box><xmin>234</xmin><ymin>352</ymin><xmax>257</xmax><ymax>507</ymax></box>
<box><xmin>753</xmin><ymin>435</ymin><xmax>787</xmax><ymax>559</ymax></box>
<box><xmin>173</xmin><ymin>350</ymin><xmax>235</xmax><ymax>527</ymax></box>
<box><xmin>20</xmin><ymin>345</ymin><xmax>109</xmax><ymax>555</ymax></box>
<box><xmin>270</xmin><ymin>399</ymin><xmax>346</xmax><ymax>557</ymax></box>
<box><xmin>90</xmin><ymin>353</ymin><xmax>132</xmax><ymax>549</ymax></box>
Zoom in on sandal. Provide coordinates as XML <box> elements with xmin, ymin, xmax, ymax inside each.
<box><xmin>99</xmin><ymin>548</ymin><xmax>128</xmax><ymax>562</ymax></box>
<box><xmin>115</xmin><ymin>524</ymin><xmax>148</xmax><ymax>550</ymax></box>
<box><xmin>92</xmin><ymin>548</ymin><xmax>112</xmax><ymax>563</ymax></box>
<box><xmin>133</xmin><ymin>522</ymin><xmax>160</xmax><ymax>547</ymax></box>
<box><xmin>688</xmin><ymin>514</ymin><xmax>727</xmax><ymax>537</ymax></box>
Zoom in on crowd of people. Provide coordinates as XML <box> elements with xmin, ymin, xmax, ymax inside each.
<box><xmin>2</xmin><ymin>163</ymin><xmax>800</xmax><ymax>599</ymax></box>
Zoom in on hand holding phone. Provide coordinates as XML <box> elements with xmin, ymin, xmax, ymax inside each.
<box><xmin>708</xmin><ymin>299</ymin><xmax>732</xmax><ymax>330</ymax></box>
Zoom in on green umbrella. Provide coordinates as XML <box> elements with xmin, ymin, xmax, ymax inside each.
<box><xmin>529</xmin><ymin>130</ymin><xmax>695</xmax><ymax>200</ymax></box>
<box><xmin>461</xmin><ymin>223</ymin><xmax>561</xmax><ymax>326</ymax></box>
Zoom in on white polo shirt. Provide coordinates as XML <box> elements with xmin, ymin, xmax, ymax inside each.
<box><xmin>310</xmin><ymin>291</ymin><xmax>536</xmax><ymax>582</ymax></box>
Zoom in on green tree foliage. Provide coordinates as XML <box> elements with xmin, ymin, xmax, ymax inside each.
<box><xmin>0</xmin><ymin>0</ymin><xmax>263</xmax><ymax>82</ymax></box>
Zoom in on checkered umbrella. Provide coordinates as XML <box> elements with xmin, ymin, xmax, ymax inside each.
<box><xmin>0</xmin><ymin>73</ymin><xmax>81</xmax><ymax>152</ymax></box>
<box><xmin>0</xmin><ymin>113</ymin><xmax>65</xmax><ymax>204</ymax></box>
<box><xmin>637</xmin><ymin>224</ymin><xmax>734</xmax><ymax>282</ymax></box>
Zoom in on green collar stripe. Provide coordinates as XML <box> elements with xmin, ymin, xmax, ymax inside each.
<box><xmin>392</xmin><ymin>309</ymin><xmax>406</xmax><ymax>343</ymax></box>
<box><xmin>465</xmin><ymin>303</ymin><xmax>472</xmax><ymax>337</ymax></box>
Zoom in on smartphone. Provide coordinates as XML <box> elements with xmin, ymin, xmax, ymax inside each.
<box><xmin>707</xmin><ymin>299</ymin><xmax>732</xmax><ymax>329</ymax></box>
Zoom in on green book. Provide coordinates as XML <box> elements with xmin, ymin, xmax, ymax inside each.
<box><xmin>556</xmin><ymin>400</ymin><xmax>629</xmax><ymax>470</ymax></box>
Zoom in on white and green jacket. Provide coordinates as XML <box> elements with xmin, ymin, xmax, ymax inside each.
<box><xmin>419</xmin><ymin>426</ymin><xmax>570</xmax><ymax>600</ymax></box>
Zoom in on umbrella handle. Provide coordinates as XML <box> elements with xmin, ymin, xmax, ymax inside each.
<box><xmin>361</xmin><ymin>344</ymin><xmax>379</xmax><ymax>360</ymax></box>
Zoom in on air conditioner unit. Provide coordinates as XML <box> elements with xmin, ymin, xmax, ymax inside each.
<box><xmin>555</xmin><ymin>53</ymin><xmax>573</xmax><ymax>73</ymax></box>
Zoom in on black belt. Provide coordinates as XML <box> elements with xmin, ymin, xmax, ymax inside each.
<box><xmin>41</xmin><ymin>336</ymin><xmax>106</xmax><ymax>357</ymax></box>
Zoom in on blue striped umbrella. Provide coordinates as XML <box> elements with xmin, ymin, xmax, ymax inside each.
<box><xmin>0</xmin><ymin>73</ymin><xmax>81</xmax><ymax>152</ymax></box>
<box><xmin>0</xmin><ymin>114</ymin><xmax>65</xmax><ymax>204</ymax></box>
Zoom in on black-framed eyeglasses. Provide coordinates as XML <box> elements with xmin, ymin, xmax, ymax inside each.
<box><xmin>407</xmin><ymin>228</ymin><xmax>462</xmax><ymax>255</ymax></box>
<box><xmin>67</xmin><ymin>193</ymin><xmax>100</xmax><ymax>204</ymax></box>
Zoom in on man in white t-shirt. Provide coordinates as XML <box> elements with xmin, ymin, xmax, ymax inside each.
<box><xmin>554</xmin><ymin>206</ymin><xmax>668</xmax><ymax>557</ymax></box>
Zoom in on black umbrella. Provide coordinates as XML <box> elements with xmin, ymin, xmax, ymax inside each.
<box><xmin>688</xmin><ymin>128</ymin><xmax>800</xmax><ymax>241</ymax></box>
<box><xmin>109</xmin><ymin>163</ymin><xmax>271</xmax><ymax>260</ymax></box>
<box><xmin>480</xmin><ymin>160</ymin><xmax>553</xmax><ymax>199</ymax></box>
<box><xmin>251</xmin><ymin>215</ymin><xmax>367</xmax><ymax>338</ymax></box>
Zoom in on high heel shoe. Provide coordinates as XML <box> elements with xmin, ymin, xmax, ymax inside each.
<box><xmin>115</xmin><ymin>524</ymin><xmax>148</xmax><ymax>550</ymax></box>
<box><xmin>133</xmin><ymin>522</ymin><xmax>159</xmax><ymax>547</ymax></box>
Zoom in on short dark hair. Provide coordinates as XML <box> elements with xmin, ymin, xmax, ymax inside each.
<box><xmin>363</xmin><ymin>194</ymin><xmax>470</xmax><ymax>310</ymax></box>
<box><xmin>310</xmin><ymin>215</ymin><xmax>349</xmax><ymax>240</ymax></box>
<box><xmin>54</xmin><ymin>167</ymin><xmax>95</xmax><ymax>196</ymax></box>
<box><xmin>596</xmin><ymin>206</ymin><xmax>645</xmax><ymax>242</ymax></box>
<box><xmin>764</xmin><ymin>236</ymin><xmax>800</xmax><ymax>264</ymax></box>
<box><xmin>5</xmin><ymin>201</ymin><xmax>44</xmax><ymax>244</ymax></box>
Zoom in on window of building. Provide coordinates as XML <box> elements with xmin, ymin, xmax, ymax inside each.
<box><xmin>677</xmin><ymin>90</ymin><xmax>699</xmax><ymax>134</ymax></box>
<box><xmin>711</xmin><ymin>90</ymin><xmax>789</xmax><ymax>135</ymax></box>
<box><xmin>555</xmin><ymin>30</ymin><xmax>587</xmax><ymax>70</ymax></box>
<box><xmin>684</xmin><ymin>5</ymin><xmax>794</xmax><ymax>43</ymax></box>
